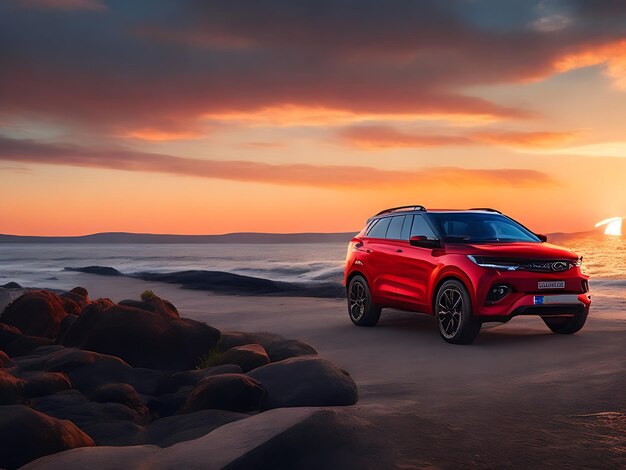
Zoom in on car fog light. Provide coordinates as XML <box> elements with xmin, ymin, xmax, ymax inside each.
<box><xmin>486</xmin><ymin>284</ymin><xmax>511</xmax><ymax>302</ymax></box>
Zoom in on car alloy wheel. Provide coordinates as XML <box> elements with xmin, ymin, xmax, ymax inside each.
<box><xmin>348</xmin><ymin>280</ymin><xmax>367</xmax><ymax>322</ymax></box>
<box><xmin>437</xmin><ymin>287</ymin><xmax>463</xmax><ymax>339</ymax></box>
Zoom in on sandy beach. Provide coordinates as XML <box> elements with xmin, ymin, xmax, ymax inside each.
<box><xmin>26</xmin><ymin>273</ymin><xmax>624</xmax><ymax>468</ymax></box>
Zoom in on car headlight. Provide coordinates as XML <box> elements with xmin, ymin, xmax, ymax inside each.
<box><xmin>467</xmin><ymin>255</ymin><xmax>520</xmax><ymax>271</ymax></box>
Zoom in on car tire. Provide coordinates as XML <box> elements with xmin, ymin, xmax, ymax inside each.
<box><xmin>347</xmin><ymin>275</ymin><xmax>381</xmax><ymax>327</ymax></box>
<box><xmin>435</xmin><ymin>279</ymin><xmax>481</xmax><ymax>344</ymax></box>
<box><xmin>542</xmin><ymin>308</ymin><xmax>588</xmax><ymax>334</ymax></box>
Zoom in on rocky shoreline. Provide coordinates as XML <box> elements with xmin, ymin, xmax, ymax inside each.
<box><xmin>0</xmin><ymin>285</ymin><xmax>358</xmax><ymax>469</ymax></box>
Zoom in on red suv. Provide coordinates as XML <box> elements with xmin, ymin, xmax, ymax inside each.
<box><xmin>344</xmin><ymin>206</ymin><xmax>591</xmax><ymax>344</ymax></box>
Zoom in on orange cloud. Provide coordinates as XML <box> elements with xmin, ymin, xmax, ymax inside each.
<box><xmin>119</xmin><ymin>128</ymin><xmax>205</xmax><ymax>142</ymax></box>
<box><xmin>0</xmin><ymin>136</ymin><xmax>556</xmax><ymax>189</ymax></box>
<box><xmin>339</xmin><ymin>126</ymin><xmax>472</xmax><ymax>149</ymax></box>
<box><xmin>472</xmin><ymin>130</ymin><xmax>577</xmax><ymax>148</ymax></box>
<box><xmin>553</xmin><ymin>40</ymin><xmax>626</xmax><ymax>89</ymax></box>
<box><xmin>339</xmin><ymin>126</ymin><xmax>576</xmax><ymax>150</ymax></box>
<box><xmin>203</xmin><ymin>105</ymin><xmax>510</xmax><ymax>127</ymax></box>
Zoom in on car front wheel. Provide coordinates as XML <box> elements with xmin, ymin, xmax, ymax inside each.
<box><xmin>435</xmin><ymin>280</ymin><xmax>481</xmax><ymax>344</ymax></box>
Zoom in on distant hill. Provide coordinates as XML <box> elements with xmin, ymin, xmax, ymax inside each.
<box><xmin>0</xmin><ymin>229</ymin><xmax>605</xmax><ymax>244</ymax></box>
<box><xmin>546</xmin><ymin>228</ymin><xmax>605</xmax><ymax>242</ymax></box>
<box><xmin>0</xmin><ymin>231</ymin><xmax>358</xmax><ymax>244</ymax></box>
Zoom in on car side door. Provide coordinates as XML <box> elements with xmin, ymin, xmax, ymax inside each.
<box><xmin>393</xmin><ymin>214</ymin><xmax>440</xmax><ymax>312</ymax></box>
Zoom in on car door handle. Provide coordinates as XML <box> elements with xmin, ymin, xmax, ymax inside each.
<box><xmin>396</xmin><ymin>249</ymin><xmax>403</xmax><ymax>253</ymax></box>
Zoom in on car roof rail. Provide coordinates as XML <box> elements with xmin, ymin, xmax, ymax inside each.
<box><xmin>374</xmin><ymin>205</ymin><xmax>427</xmax><ymax>217</ymax></box>
<box><xmin>468</xmin><ymin>207</ymin><xmax>502</xmax><ymax>214</ymax></box>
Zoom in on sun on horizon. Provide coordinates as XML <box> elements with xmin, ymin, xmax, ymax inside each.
<box><xmin>595</xmin><ymin>217</ymin><xmax>623</xmax><ymax>236</ymax></box>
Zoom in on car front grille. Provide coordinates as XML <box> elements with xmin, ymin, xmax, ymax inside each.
<box><xmin>517</xmin><ymin>260</ymin><xmax>577</xmax><ymax>273</ymax></box>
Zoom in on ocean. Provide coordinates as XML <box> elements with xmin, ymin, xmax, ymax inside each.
<box><xmin>0</xmin><ymin>243</ymin><xmax>348</xmax><ymax>291</ymax></box>
<box><xmin>0</xmin><ymin>234</ymin><xmax>624</xmax><ymax>295</ymax></box>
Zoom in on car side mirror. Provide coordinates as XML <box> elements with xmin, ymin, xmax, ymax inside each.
<box><xmin>409</xmin><ymin>235</ymin><xmax>442</xmax><ymax>249</ymax></box>
<box><xmin>536</xmin><ymin>234</ymin><xmax>548</xmax><ymax>242</ymax></box>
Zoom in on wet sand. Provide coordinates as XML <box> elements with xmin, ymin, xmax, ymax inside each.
<box><xmin>37</xmin><ymin>273</ymin><xmax>625</xmax><ymax>468</ymax></box>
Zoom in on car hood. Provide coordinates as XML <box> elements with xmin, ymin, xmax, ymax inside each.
<box><xmin>444</xmin><ymin>242</ymin><xmax>578</xmax><ymax>259</ymax></box>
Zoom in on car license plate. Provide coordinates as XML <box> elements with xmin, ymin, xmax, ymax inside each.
<box><xmin>538</xmin><ymin>281</ymin><xmax>565</xmax><ymax>289</ymax></box>
<box><xmin>534</xmin><ymin>294</ymin><xmax>580</xmax><ymax>305</ymax></box>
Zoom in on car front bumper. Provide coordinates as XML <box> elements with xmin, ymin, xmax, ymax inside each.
<box><xmin>475</xmin><ymin>292</ymin><xmax>592</xmax><ymax>322</ymax></box>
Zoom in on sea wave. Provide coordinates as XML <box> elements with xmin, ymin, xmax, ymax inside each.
<box><xmin>65</xmin><ymin>266</ymin><xmax>345</xmax><ymax>298</ymax></box>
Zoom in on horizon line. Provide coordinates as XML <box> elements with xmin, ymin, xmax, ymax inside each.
<box><xmin>0</xmin><ymin>228</ymin><xmax>600</xmax><ymax>239</ymax></box>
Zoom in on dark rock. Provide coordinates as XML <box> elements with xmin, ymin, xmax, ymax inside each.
<box><xmin>219</xmin><ymin>343</ymin><xmax>270</xmax><ymax>372</ymax></box>
<box><xmin>144</xmin><ymin>409</ymin><xmax>247</xmax><ymax>447</ymax></box>
<box><xmin>0</xmin><ymin>290</ymin><xmax>68</xmax><ymax>339</ymax></box>
<box><xmin>20</xmin><ymin>408</ymin><xmax>396</xmax><ymax>469</ymax></box>
<box><xmin>211</xmin><ymin>408</ymin><xmax>394</xmax><ymax>469</ymax></box>
<box><xmin>31</xmin><ymin>390</ymin><xmax>89</xmax><ymax>413</ymax></box>
<box><xmin>62</xmin><ymin>304</ymin><xmax>220</xmax><ymax>370</ymax></box>
<box><xmin>80</xmin><ymin>297</ymin><xmax>115</xmax><ymax>316</ymax></box>
<box><xmin>81</xmin><ymin>420</ymin><xmax>145</xmax><ymax>446</ymax></box>
<box><xmin>220</xmin><ymin>331</ymin><xmax>318</xmax><ymax>362</ymax></box>
<box><xmin>28</xmin><ymin>344</ymin><xmax>66</xmax><ymax>355</ymax></box>
<box><xmin>0</xmin><ymin>323</ymin><xmax>53</xmax><ymax>357</ymax></box>
<box><xmin>129</xmin><ymin>270</ymin><xmax>344</xmax><ymax>297</ymax></box>
<box><xmin>60</xmin><ymin>291</ymin><xmax>89</xmax><ymax>312</ymax></box>
<box><xmin>29</xmin><ymin>390</ymin><xmax>148</xmax><ymax>442</ymax></box>
<box><xmin>171</xmin><ymin>364</ymin><xmax>242</xmax><ymax>388</ymax></box>
<box><xmin>0</xmin><ymin>322</ymin><xmax>21</xmax><ymax>345</ymax></box>
<box><xmin>59</xmin><ymin>296</ymin><xmax>81</xmax><ymax>316</ymax></box>
<box><xmin>76</xmin><ymin>409</ymin><xmax>248</xmax><ymax>448</ymax></box>
<box><xmin>64</xmin><ymin>266</ymin><xmax>122</xmax><ymax>276</ymax></box>
<box><xmin>119</xmin><ymin>292</ymin><xmax>179</xmax><ymax>318</ymax></box>
<box><xmin>0</xmin><ymin>405</ymin><xmax>94</xmax><ymax>469</ymax></box>
<box><xmin>0</xmin><ymin>370</ymin><xmax>25</xmax><ymax>405</ymax></box>
<box><xmin>41</xmin><ymin>400</ymin><xmax>149</xmax><ymax>429</ymax></box>
<box><xmin>70</xmin><ymin>287</ymin><xmax>89</xmax><ymax>298</ymax></box>
<box><xmin>14</xmin><ymin>347</ymin><xmax>170</xmax><ymax>395</ymax></box>
<box><xmin>60</xmin><ymin>287</ymin><xmax>90</xmax><ymax>312</ymax></box>
<box><xmin>0</xmin><ymin>350</ymin><xmax>13</xmax><ymax>368</ymax></box>
<box><xmin>146</xmin><ymin>388</ymin><xmax>191</xmax><ymax>418</ymax></box>
<box><xmin>248</xmin><ymin>356</ymin><xmax>358</xmax><ymax>410</ymax></box>
<box><xmin>90</xmin><ymin>383</ymin><xmax>141</xmax><ymax>407</ymax></box>
<box><xmin>178</xmin><ymin>373</ymin><xmax>265</xmax><ymax>414</ymax></box>
<box><xmin>18</xmin><ymin>371</ymin><xmax>72</xmax><ymax>398</ymax></box>
<box><xmin>1</xmin><ymin>282</ymin><xmax>21</xmax><ymax>289</ymax></box>
<box><xmin>56</xmin><ymin>314</ymin><xmax>78</xmax><ymax>344</ymax></box>
<box><xmin>89</xmin><ymin>383</ymin><xmax>150</xmax><ymax>421</ymax></box>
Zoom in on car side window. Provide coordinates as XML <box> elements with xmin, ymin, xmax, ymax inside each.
<box><xmin>364</xmin><ymin>219</ymin><xmax>378</xmax><ymax>236</ymax></box>
<box><xmin>411</xmin><ymin>215</ymin><xmax>437</xmax><ymax>239</ymax></box>
<box><xmin>386</xmin><ymin>215</ymin><xmax>406</xmax><ymax>240</ymax></box>
<box><xmin>400</xmin><ymin>215</ymin><xmax>413</xmax><ymax>240</ymax></box>
<box><xmin>367</xmin><ymin>217</ymin><xmax>391</xmax><ymax>238</ymax></box>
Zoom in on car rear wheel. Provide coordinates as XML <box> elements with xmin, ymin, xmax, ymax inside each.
<box><xmin>435</xmin><ymin>280</ymin><xmax>481</xmax><ymax>344</ymax></box>
<box><xmin>542</xmin><ymin>308</ymin><xmax>588</xmax><ymax>334</ymax></box>
<box><xmin>347</xmin><ymin>275</ymin><xmax>381</xmax><ymax>327</ymax></box>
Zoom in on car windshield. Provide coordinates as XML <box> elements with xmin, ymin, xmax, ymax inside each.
<box><xmin>427</xmin><ymin>213</ymin><xmax>540</xmax><ymax>244</ymax></box>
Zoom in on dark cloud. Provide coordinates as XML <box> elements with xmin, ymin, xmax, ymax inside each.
<box><xmin>1</xmin><ymin>1</ymin><xmax>626</xmax><ymax>132</ymax></box>
<box><xmin>0</xmin><ymin>136</ymin><xmax>557</xmax><ymax>188</ymax></box>
<box><xmin>14</xmin><ymin>0</ymin><xmax>106</xmax><ymax>11</ymax></box>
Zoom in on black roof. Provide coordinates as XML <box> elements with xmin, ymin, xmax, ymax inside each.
<box><xmin>370</xmin><ymin>206</ymin><xmax>502</xmax><ymax>220</ymax></box>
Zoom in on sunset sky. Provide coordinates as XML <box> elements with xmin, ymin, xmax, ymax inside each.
<box><xmin>1</xmin><ymin>0</ymin><xmax>626</xmax><ymax>236</ymax></box>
